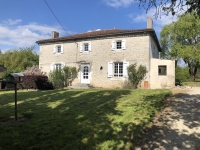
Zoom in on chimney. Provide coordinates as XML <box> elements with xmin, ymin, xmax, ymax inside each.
<box><xmin>147</xmin><ymin>17</ymin><xmax>153</xmax><ymax>28</ymax></box>
<box><xmin>52</xmin><ymin>31</ymin><xmax>59</xmax><ymax>38</ymax></box>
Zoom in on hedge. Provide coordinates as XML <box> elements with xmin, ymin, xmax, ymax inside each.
<box><xmin>17</xmin><ymin>75</ymin><xmax>54</xmax><ymax>90</ymax></box>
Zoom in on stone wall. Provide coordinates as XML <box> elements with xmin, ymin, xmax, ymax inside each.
<box><xmin>39</xmin><ymin>35</ymin><xmax>160</xmax><ymax>88</ymax></box>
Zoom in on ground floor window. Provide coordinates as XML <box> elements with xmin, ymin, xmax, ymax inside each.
<box><xmin>55</xmin><ymin>64</ymin><xmax>62</xmax><ymax>70</ymax></box>
<box><xmin>107</xmin><ymin>62</ymin><xmax>129</xmax><ymax>78</ymax></box>
<box><xmin>114</xmin><ymin>62</ymin><xmax>123</xmax><ymax>77</ymax></box>
<box><xmin>158</xmin><ymin>65</ymin><xmax>167</xmax><ymax>75</ymax></box>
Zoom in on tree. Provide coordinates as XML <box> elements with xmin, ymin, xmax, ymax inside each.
<box><xmin>160</xmin><ymin>12</ymin><xmax>200</xmax><ymax>81</ymax></box>
<box><xmin>137</xmin><ymin>0</ymin><xmax>200</xmax><ymax>17</ymax></box>
<box><xmin>0</xmin><ymin>46</ymin><xmax>39</xmax><ymax>78</ymax></box>
<box><xmin>175</xmin><ymin>65</ymin><xmax>190</xmax><ymax>83</ymax></box>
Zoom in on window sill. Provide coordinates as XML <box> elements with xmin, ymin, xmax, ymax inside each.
<box><xmin>112</xmin><ymin>49</ymin><xmax>125</xmax><ymax>52</ymax></box>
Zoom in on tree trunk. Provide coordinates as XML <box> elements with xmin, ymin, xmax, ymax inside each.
<box><xmin>189</xmin><ymin>66</ymin><xmax>197</xmax><ymax>82</ymax></box>
<box><xmin>190</xmin><ymin>74</ymin><xmax>195</xmax><ymax>82</ymax></box>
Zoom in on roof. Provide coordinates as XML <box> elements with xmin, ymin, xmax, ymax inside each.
<box><xmin>0</xmin><ymin>65</ymin><xmax>6</xmax><ymax>72</ymax></box>
<box><xmin>9</xmin><ymin>73</ymin><xmax>24</xmax><ymax>77</ymax></box>
<box><xmin>36</xmin><ymin>28</ymin><xmax>161</xmax><ymax>52</ymax></box>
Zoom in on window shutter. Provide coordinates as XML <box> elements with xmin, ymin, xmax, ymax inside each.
<box><xmin>61</xmin><ymin>45</ymin><xmax>64</xmax><ymax>53</ymax></box>
<box><xmin>111</xmin><ymin>41</ymin><xmax>115</xmax><ymax>50</ymax></box>
<box><xmin>122</xmin><ymin>40</ymin><xmax>126</xmax><ymax>50</ymax></box>
<box><xmin>61</xmin><ymin>63</ymin><xmax>65</xmax><ymax>69</ymax></box>
<box><xmin>53</xmin><ymin>46</ymin><xmax>56</xmax><ymax>53</ymax></box>
<box><xmin>89</xmin><ymin>43</ymin><xmax>91</xmax><ymax>51</ymax></box>
<box><xmin>123</xmin><ymin>62</ymin><xmax>129</xmax><ymax>77</ymax></box>
<box><xmin>80</xmin><ymin>43</ymin><xmax>83</xmax><ymax>52</ymax></box>
<box><xmin>107</xmin><ymin>62</ymin><xmax>113</xmax><ymax>77</ymax></box>
<box><xmin>50</xmin><ymin>64</ymin><xmax>54</xmax><ymax>71</ymax></box>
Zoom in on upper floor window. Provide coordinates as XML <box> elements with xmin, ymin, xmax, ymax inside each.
<box><xmin>57</xmin><ymin>46</ymin><xmax>61</xmax><ymax>53</ymax></box>
<box><xmin>53</xmin><ymin>45</ymin><xmax>63</xmax><ymax>54</ymax></box>
<box><xmin>80</xmin><ymin>43</ymin><xmax>91</xmax><ymax>52</ymax></box>
<box><xmin>111</xmin><ymin>40</ymin><xmax>126</xmax><ymax>50</ymax></box>
<box><xmin>116</xmin><ymin>41</ymin><xmax>122</xmax><ymax>49</ymax></box>
<box><xmin>84</xmin><ymin>43</ymin><xmax>89</xmax><ymax>51</ymax></box>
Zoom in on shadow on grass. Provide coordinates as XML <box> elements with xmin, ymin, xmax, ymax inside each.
<box><xmin>0</xmin><ymin>90</ymin><xmax>130</xmax><ymax>149</ymax></box>
<box><xmin>135</xmin><ymin>92</ymin><xmax>200</xmax><ymax>149</ymax></box>
<box><xmin>0</xmin><ymin>89</ymin><xmax>170</xmax><ymax>149</ymax></box>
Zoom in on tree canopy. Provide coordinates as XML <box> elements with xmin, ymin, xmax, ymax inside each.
<box><xmin>137</xmin><ymin>0</ymin><xmax>200</xmax><ymax>17</ymax></box>
<box><xmin>160</xmin><ymin>12</ymin><xmax>200</xmax><ymax>81</ymax></box>
<box><xmin>0</xmin><ymin>46</ymin><xmax>39</xmax><ymax>78</ymax></box>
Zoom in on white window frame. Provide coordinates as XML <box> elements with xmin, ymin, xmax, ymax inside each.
<box><xmin>80</xmin><ymin>42</ymin><xmax>91</xmax><ymax>52</ymax></box>
<box><xmin>114</xmin><ymin>62</ymin><xmax>123</xmax><ymax>77</ymax></box>
<box><xmin>107</xmin><ymin>62</ymin><xmax>129</xmax><ymax>78</ymax></box>
<box><xmin>53</xmin><ymin>45</ymin><xmax>63</xmax><ymax>54</ymax></box>
<box><xmin>111</xmin><ymin>40</ymin><xmax>126</xmax><ymax>50</ymax></box>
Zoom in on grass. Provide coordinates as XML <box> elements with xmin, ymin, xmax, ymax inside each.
<box><xmin>182</xmin><ymin>82</ymin><xmax>200</xmax><ymax>86</ymax></box>
<box><xmin>0</xmin><ymin>89</ymin><xmax>171</xmax><ymax>150</ymax></box>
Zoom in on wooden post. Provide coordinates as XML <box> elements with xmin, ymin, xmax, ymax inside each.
<box><xmin>14</xmin><ymin>82</ymin><xmax>17</xmax><ymax>121</ymax></box>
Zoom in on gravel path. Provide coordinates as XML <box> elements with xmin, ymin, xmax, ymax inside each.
<box><xmin>135</xmin><ymin>87</ymin><xmax>200</xmax><ymax>150</ymax></box>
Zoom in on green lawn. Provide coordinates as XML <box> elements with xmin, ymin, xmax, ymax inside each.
<box><xmin>182</xmin><ymin>82</ymin><xmax>200</xmax><ymax>86</ymax></box>
<box><xmin>0</xmin><ymin>89</ymin><xmax>171</xmax><ymax>150</ymax></box>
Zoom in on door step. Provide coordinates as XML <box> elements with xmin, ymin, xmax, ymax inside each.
<box><xmin>68</xmin><ymin>84</ymin><xmax>94</xmax><ymax>89</ymax></box>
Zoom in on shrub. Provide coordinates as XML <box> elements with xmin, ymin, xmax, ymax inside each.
<box><xmin>127</xmin><ymin>63</ymin><xmax>148</xmax><ymax>88</ymax></box>
<box><xmin>63</xmin><ymin>66</ymin><xmax>78</xmax><ymax>86</ymax></box>
<box><xmin>18</xmin><ymin>75</ymin><xmax>53</xmax><ymax>90</ymax></box>
<box><xmin>49</xmin><ymin>69</ymin><xmax>65</xmax><ymax>89</ymax></box>
<box><xmin>49</xmin><ymin>66</ymin><xmax>78</xmax><ymax>89</ymax></box>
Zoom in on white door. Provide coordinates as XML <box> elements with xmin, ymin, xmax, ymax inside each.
<box><xmin>81</xmin><ymin>64</ymin><xmax>90</xmax><ymax>84</ymax></box>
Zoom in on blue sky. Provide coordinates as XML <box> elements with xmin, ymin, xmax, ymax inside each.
<box><xmin>0</xmin><ymin>0</ymin><xmax>178</xmax><ymax>53</ymax></box>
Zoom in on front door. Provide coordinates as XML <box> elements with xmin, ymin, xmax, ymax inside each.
<box><xmin>81</xmin><ymin>64</ymin><xmax>90</xmax><ymax>84</ymax></box>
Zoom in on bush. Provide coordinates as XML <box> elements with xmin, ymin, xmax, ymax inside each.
<box><xmin>127</xmin><ymin>63</ymin><xmax>147</xmax><ymax>88</ymax></box>
<box><xmin>18</xmin><ymin>75</ymin><xmax>53</xmax><ymax>90</ymax></box>
<box><xmin>63</xmin><ymin>66</ymin><xmax>78</xmax><ymax>86</ymax></box>
<box><xmin>49</xmin><ymin>69</ymin><xmax>65</xmax><ymax>89</ymax></box>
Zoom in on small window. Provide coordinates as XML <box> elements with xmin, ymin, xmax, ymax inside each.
<box><xmin>116</xmin><ymin>41</ymin><xmax>122</xmax><ymax>49</ymax></box>
<box><xmin>84</xmin><ymin>43</ymin><xmax>89</xmax><ymax>51</ymax></box>
<box><xmin>114</xmin><ymin>62</ymin><xmax>123</xmax><ymax>77</ymax></box>
<box><xmin>111</xmin><ymin>40</ymin><xmax>125</xmax><ymax>50</ymax></box>
<box><xmin>158</xmin><ymin>66</ymin><xmax>167</xmax><ymax>75</ymax></box>
<box><xmin>55</xmin><ymin>64</ymin><xmax>62</xmax><ymax>70</ymax></box>
<box><xmin>57</xmin><ymin>46</ymin><xmax>61</xmax><ymax>53</ymax></box>
<box><xmin>54</xmin><ymin>45</ymin><xmax>63</xmax><ymax>54</ymax></box>
<box><xmin>80</xmin><ymin>43</ymin><xmax>91</xmax><ymax>52</ymax></box>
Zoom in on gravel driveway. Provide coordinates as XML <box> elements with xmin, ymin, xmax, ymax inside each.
<box><xmin>135</xmin><ymin>87</ymin><xmax>200</xmax><ymax>150</ymax></box>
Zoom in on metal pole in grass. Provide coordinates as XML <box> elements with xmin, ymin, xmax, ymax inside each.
<box><xmin>9</xmin><ymin>73</ymin><xmax>24</xmax><ymax>121</ymax></box>
<box><xmin>14</xmin><ymin>82</ymin><xmax>17</xmax><ymax>121</ymax></box>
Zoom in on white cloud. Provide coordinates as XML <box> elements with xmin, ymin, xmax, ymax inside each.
<box><xmin>128</xmin><ymin>8</ymin><xmax>178</xmax><ymax>34</ymax></box>
<box><xmin>2</xmin><ymin>19</ymin><xmax>22</xmax><ymax>25</ymax></box>
<box><xmin>0</xmin><ymin>19</ymin><xmax>73</xmax><ymax>49</ymax></box>
<box><xmin>103</xmin><ymin>0</ymin><xmax>135</xmax><ymax>7</ymax></box>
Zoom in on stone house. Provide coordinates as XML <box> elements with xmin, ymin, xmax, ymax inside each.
<box><xmin>36</xmin><ymin>18</ymin><xmax>175</xmax><ymax>89</ymax></box>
